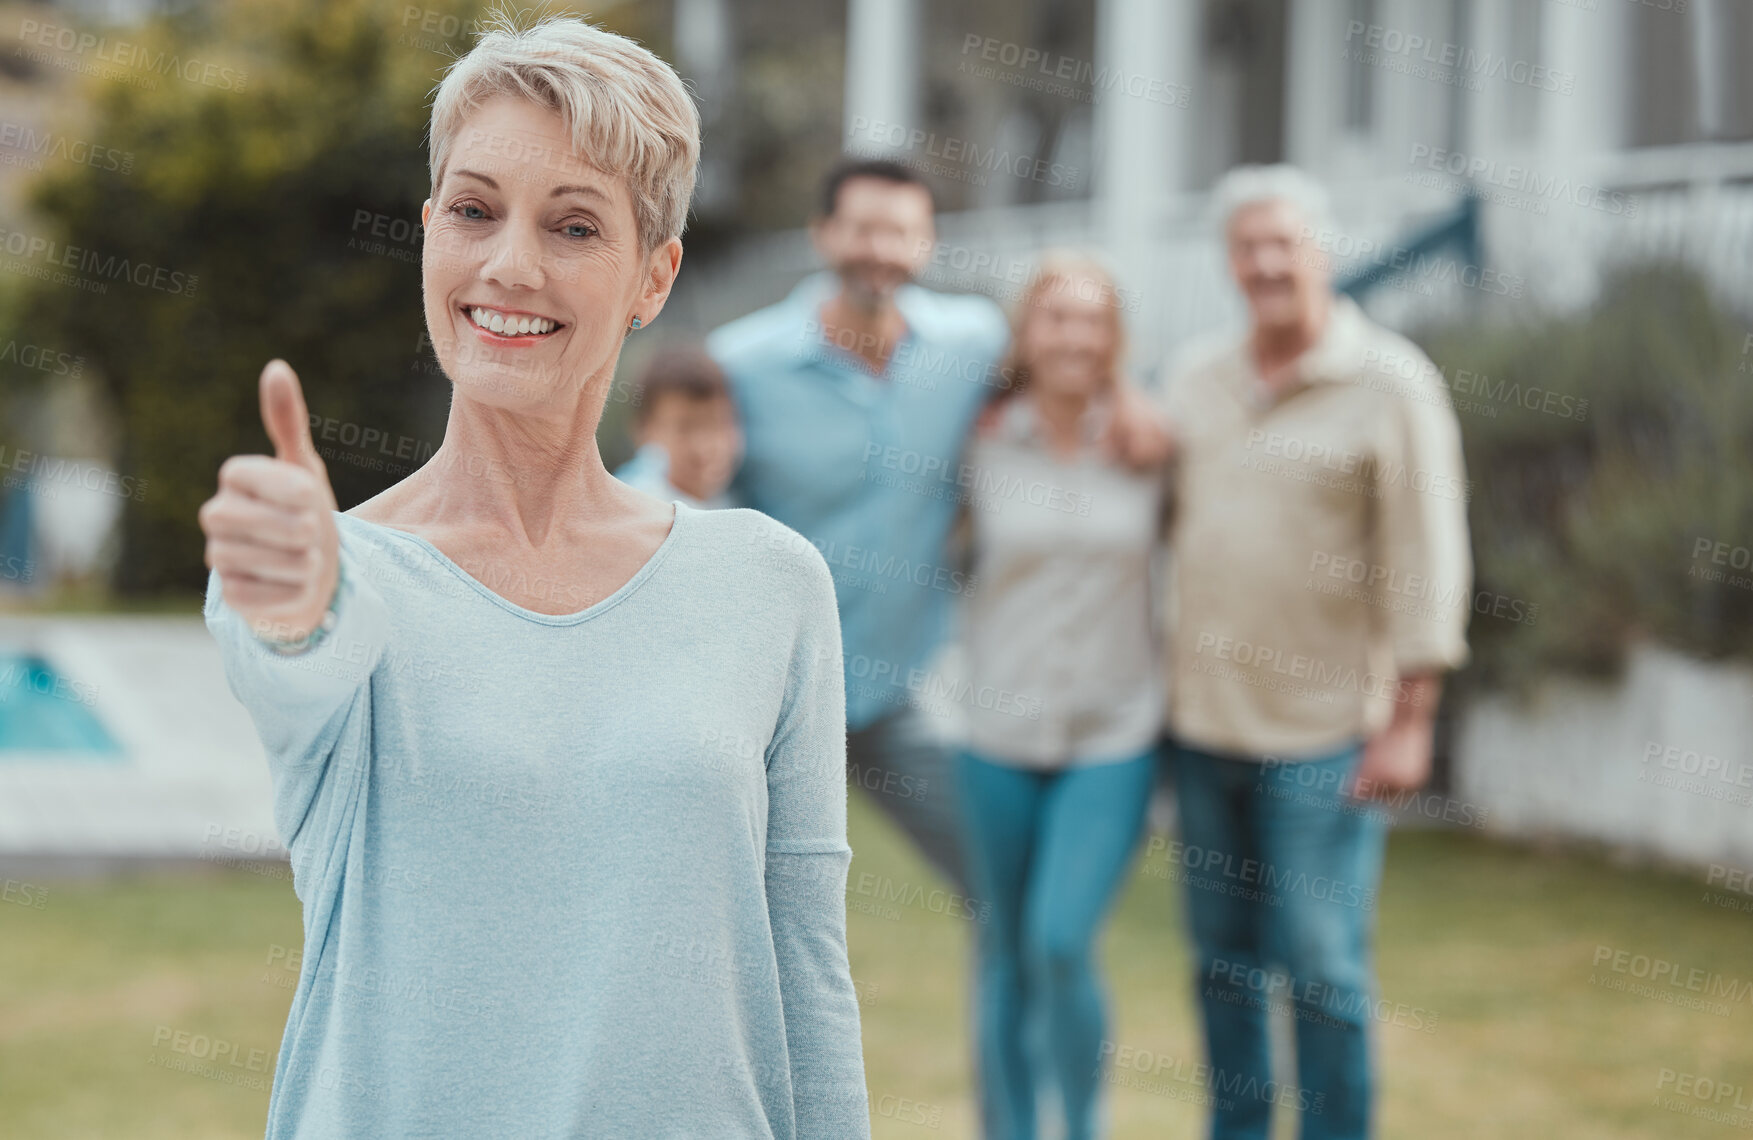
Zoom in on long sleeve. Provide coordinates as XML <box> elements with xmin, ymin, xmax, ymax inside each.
<box><xmin>203</xmin><ymin>517</ymin><xmax>389</xmax><ymax>861</ymax></box>
<box><xmin>203</xmin><ymin>519</ymin><xmax>389</xmax><ymax>764</ymax></box>
<box><xmin>763</xmin><ymin>546</ymin><xmax>871</xmax><ymax>1139</ymax></box>
<box><xmin>1374</xmin><ymin>366</ymin><xmax>1474</xmax><ymax>674</ymax></box>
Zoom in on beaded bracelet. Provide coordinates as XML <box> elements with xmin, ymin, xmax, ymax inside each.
<box><xmin>259</xmin><ymin>562</ymin><xmax>346</xmax><ymax>657</ymax></box>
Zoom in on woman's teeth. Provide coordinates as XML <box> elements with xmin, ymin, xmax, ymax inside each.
<box><xmin>469</xmin><ymin>308</ymin><xmax>556</xmax><ymax>336</ymax></box>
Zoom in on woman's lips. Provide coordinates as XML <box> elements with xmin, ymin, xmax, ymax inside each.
<box><xmin>461</xmin><ymin>305</ymin><xmax>564</xmax><ymax>345</ymax></box>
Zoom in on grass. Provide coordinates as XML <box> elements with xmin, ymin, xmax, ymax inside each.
<box><xmin>2</xmin><ymin>801</ymin><xmax>1750</xmax><ymax>1138</ymax></box>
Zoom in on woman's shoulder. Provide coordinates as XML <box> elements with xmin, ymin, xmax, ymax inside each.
<box><xmin>679</xmin><ymin>505</ymin><xmax>833</xmax><ymax>593</ymax></box>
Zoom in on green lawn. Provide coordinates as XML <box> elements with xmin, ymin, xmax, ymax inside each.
<box><xmin>3</xmin><ymin>800</ymin><xmax>1749</xmax><ymax>1138</ymax></box>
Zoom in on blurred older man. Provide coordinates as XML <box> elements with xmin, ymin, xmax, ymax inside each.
<box><xmin>1157</xmin><ymin>165</ymin><xmax>1472</xmax><ymax>1140</ymax></box>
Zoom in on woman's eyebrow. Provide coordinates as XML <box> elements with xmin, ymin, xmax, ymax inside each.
<box><xmin>550</xmin><ymin>183</ymin><xmax>610</xmax><ymax>202</ymax></box>
<box><xmin>452</xmin><ymin>167</ymin><xmax>608</xmax><ymax>203</ymax></box>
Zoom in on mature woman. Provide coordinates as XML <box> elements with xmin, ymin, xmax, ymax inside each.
<box><xmin>955</xmin><ymin>252</ymin><xmax>1166</xmax><ymax>1140</ymax></box>
<box><xmin>198</xmin><ymin>15</ymin><xmax>867</xmax><ymax>1138</ymax></box>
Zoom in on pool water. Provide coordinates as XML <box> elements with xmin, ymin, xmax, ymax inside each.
<box><xmin>0</xmin><ymin>654</ymin><xmax>122</xmax><ymax>756</ymax></box>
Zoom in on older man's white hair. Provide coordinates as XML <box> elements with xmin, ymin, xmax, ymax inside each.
<box><xmin>1208</xmin><ymin>164</ymin><xmax>1335</xmax><ymax>237</ymax></box>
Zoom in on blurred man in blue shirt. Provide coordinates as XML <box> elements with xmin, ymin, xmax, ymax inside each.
<box><xmin>709</xmin><ymin>160</ymin><xmax>1166</xmax><ymax>889</ymax></box>
<box><xmin>708</xmin><ymin>161</ymin><xmax>1003</xmax><ymax>888</ymax></box>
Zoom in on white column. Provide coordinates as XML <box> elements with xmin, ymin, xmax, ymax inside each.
<box><xmin>1539</xmin><ymin>0</ymin><xmax>1625</xmax><ymax>161</ymax></box>
<box><xmin>674</xmin><ymin>0</ymin><xmax>734</xmax><ymax>213</ymax></box>
<box><xmin>842</xmin><ymin>0</ymin><xmax>919</xmax><ymax>152</ymax></box>
<box><xmin>1283</xmin><ymin>0</ymin><xmax>1347</xmax><ymax>176</ymax></box>
<box><xmin>1094</xmin><ymin>0</ymin><xmax>1197</xmax><ymax>360</ymax></box>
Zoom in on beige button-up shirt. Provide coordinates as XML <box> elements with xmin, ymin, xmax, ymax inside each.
<box><xmin>961</xmin><ymin>397</ymin><xmax>1166</xmax><ymax>768</ymax></box>
<box><xmin>1159</xmin><ymin>295</ymin><xmax>1472</xmax><ymax>759</ymax></box>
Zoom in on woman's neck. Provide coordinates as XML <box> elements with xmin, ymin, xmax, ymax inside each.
<box><xmin>1030</xmin><ymin>387</ymin><xmax>1094</xmax><ymax>458</ymax></box>
<box><xmin>367</xmin><ymin>383</ymin><xmax>629</xmax><ymax>546</ymax></box>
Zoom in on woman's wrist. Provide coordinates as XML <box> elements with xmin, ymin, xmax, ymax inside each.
<box><xmin>254</xmin><ymin>562</ymin><xmax>345</xmax><ymax>656</ymax></box>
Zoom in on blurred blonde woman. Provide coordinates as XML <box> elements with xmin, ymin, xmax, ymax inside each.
<box><xmin>198</xmin><ymin>13</ymin><xmax>866</xmax><ymax>1137</ymax></box>
<box><xmin>955</xmin><ymin>252</ymin><xmax>1167</xmax><ymax>1140</ymax></box>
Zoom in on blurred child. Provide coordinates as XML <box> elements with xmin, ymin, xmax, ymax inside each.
<box><xmin>614</xmin><ymin>345</ymin><xmax>742</xmax><ymax>508</ymax></box>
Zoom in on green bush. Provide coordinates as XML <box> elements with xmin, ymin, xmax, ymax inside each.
<box><xmin>17</xmin><ymin>0</ymin><xmax>658</xmax><ymax>597</ymax></box>
<box><xmin>1419</xmin><ymin>264</ymin><xmax>1753</xmax><ymax>690</ymax></box>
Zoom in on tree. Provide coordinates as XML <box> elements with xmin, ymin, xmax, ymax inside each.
<box><xmin>21</xmin><ymin>0</ymin><xmax>658</xmax><ymax>596</ymax></box>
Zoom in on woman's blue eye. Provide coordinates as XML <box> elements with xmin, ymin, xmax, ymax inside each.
<box><xmin>453</xmin><ymin>203</ymin><xmax>486</xmax><ymax>220</ymax></box>
<box><xmin>564</xmin><ymin>223</ymin><xmax>594</xmax><ymax>238</ymax></box>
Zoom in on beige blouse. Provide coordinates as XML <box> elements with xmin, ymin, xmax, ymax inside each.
<box><xmin>959</xmin><ymin>396</ymin><xmax>1167</xmax><ymax>768</ymax></box>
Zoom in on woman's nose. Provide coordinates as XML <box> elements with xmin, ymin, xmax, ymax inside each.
<box><xmin>480</xmin><ymin>225</ymin><xmax>548</xmax><ymax>290</ymax></box>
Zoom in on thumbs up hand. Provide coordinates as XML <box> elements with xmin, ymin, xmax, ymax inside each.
<box><xmin>199</xmin><ymin>360</ymin><xmax>341</xmax><ymax>643</ymax></box>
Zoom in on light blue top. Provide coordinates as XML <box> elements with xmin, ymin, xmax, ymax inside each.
<box><xmin>707</xmin><ymin>272</ymin><xmax>1010</xmax><ymax>731</ymax></box>
<box><xmin>204</xmin><ymin>501</ymin><xmax>870</xmax><ymax>1139</ymax></box>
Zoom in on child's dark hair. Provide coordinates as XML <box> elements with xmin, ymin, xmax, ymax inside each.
<box><xmin>633</xmin><ymin>346</ymin><xmax>731</xmax><ymax>425</ymax></box>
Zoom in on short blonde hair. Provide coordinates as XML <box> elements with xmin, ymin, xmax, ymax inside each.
<box><xmin>997</xmin><ymin>249</ymin><xmax>1130</xmax><ymax>400</ymax></box>
<box><xmin>428</xmin><ymin>10</ymin><xmax>700</xmax><ymax>251</ymax></box>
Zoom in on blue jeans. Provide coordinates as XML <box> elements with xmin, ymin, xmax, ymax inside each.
<box><xmin>955</xmin><ymin>747</ymin><xmax>1158</xmax><ymax>1140</ymax></box>
<box><xmin>1171</xmin><ymin>740</ymin><xmax>1388</xmax><ymax>1140</ymax></box>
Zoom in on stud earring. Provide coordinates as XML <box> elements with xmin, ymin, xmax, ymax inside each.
<box><xmin>630</xmin><ymin>316</ymin><xmax>642</xmax><ymax>330</ymax></box>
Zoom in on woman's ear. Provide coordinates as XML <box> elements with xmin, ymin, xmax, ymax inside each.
<box><xmin>421</xmin><ymin>199</ymin><xmax>432</xmax><ymax>228</ymax></box>
<box><xmin>637</xmin><ymin>237</ymin><xmax>684</xmax><ymax>327</ymax></box>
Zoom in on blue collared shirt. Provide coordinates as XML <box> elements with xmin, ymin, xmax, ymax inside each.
<box><xmin>707</xmin><ymin>272</ymin><xmax>1010</xmax><ymax>731</ymax></box>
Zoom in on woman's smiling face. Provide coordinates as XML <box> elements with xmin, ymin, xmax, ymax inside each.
<box><xmin>421</xmin><ymin>94</ymin><xmax>678</xmax><ymax>410</ymax></box>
